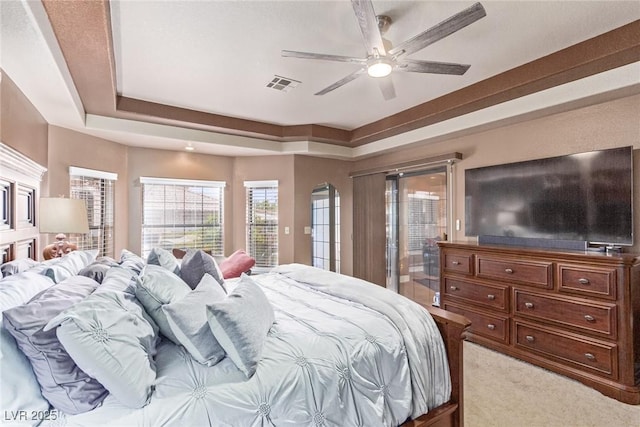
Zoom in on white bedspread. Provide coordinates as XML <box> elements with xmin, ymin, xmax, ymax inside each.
<box><xmin>46</xmin><ymin>265</ymin><xmax>450</xmax><ymax>427</ymax></box>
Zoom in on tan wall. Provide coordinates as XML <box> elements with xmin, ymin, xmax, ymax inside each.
<box><xmin>47</xmin><ymin>126</ymin><xmax>129</xmax><ymax>254</ymax></box>
<box><xmin>0</xmin><ymin>71</ymin><xmax>48</xmax><ymax>173</ymax></box>
<box><xmin>126</xmin><ymin>147</ymin><xmax>235</xmax><ymax>255</ymax></box>
<box><xmin>354</xmin><ymin>94</ymin><xmax>640</xmax><ymax>253</ymax></box>
<box><xmin>233</xmin><ymin>156</ymin><xmax>295</xmax><ymax>264</ymax></box>
<box><xmin>293</xmin><ymin>155</ymin><xmax>354</xmax><ymax>275</ymax></box>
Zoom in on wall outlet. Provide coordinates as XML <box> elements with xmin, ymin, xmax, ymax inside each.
<box><xmin>304</xmin><ymin>226</ymin><xmax>312</xmax><ymax>234</ymax></box>
<box><xmin>284</xmin><ymin>226</ymin><xmax>290</xmax><ymax>235</ymax></box>
<box><xmin>456</xmin><ymin>219</ymin><xmax>461</xmax><ymax>231</ymax></box>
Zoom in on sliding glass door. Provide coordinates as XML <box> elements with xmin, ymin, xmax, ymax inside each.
<box><xmin>386</xmin><ymin>168</ymin><xmax>448</xmax><ymax>306</ymax></box>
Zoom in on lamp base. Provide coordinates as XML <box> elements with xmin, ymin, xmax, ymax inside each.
<box><xmin>42</xmin><ymin>233</ymin><xmax>78</xmax><ymax>260</ymax></box>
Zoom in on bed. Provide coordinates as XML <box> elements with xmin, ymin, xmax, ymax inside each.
<box><xmin>0</xmin><ymin>144</ymin><xmax>470</xmax><ymax>427</ymax></box>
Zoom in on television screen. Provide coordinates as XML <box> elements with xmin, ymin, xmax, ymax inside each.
<box><xmin>465</xmin><ymin>146</ymin><xmax>633</xmax><ymax>246</ymax></box>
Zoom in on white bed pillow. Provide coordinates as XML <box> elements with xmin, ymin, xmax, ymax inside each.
<box><xmin>41</xmin><ymin>249</ymin><xmax>98</xmax><ymax>283</ymax></box>
<box><xmin>146</xmin><ymin>247</ymin><xmax>181</xmax><ymax>276</ymax></box>
<box><xmin>136</xmin><ymin>265</ymin><xmax>192</xmax><ymax>344</ymax></box>
<box><xmin>206</xmin><ymin>274</ymin><xmax>274</xmax><ymax>378</ymax></box>
<box><xmin>0</xmin><ymin>272</ymin><xmax>55</xmax><ymax>425</ymax></box>
<box><xmin>162</xmin><ymin>273</ymin><xmax>227</xmax><ymax>365</ymax></box>
<box><xmin>44</xmin><ymin>269</ymin><xmax>159</xmax><ymax>409</ymax></box>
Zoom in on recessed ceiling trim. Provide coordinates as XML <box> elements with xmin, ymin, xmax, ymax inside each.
<box><xmin>39</xmin><ymin>2</ymin><xmax>640</xmax><ymax>152</ymax></box>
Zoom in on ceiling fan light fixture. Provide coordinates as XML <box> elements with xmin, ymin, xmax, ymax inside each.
<box><xmin>367</xmin><ymin>58</ymin><xmax>393</xmax><ymax>78</ymax></box>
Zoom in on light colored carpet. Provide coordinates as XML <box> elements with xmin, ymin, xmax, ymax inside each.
<box><xmin>463</xmin><ymin>341</ymin><xmax>640</xmax><ymax>427</ymax></box>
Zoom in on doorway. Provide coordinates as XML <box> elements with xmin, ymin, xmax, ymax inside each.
<box><xmin>311</xmin><ymin>183</ymin><xmax>340</xmax><ymax>272</ymax></box>
<box><xmin>386</xmin><ymin>168</ymin><xmax>448</xmax><ymax>307</ymax></box>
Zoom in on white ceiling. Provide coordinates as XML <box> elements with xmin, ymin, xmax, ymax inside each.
<box><xmin>2</xmin><ymin>1</ymin><xmax>640</xmax><ymax>158</ymax></box>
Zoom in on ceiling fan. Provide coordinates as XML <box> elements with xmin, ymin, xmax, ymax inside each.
<box><xmin>282</xmin><ymin>1</ymin><xmax>486</xmax><ymax>100</ymax></box>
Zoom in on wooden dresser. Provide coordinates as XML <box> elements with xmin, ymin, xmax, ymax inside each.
<box><xmin>438</xmin><ymin>241</ymin><xmax>640</xmax><ymax>404</ymax></box>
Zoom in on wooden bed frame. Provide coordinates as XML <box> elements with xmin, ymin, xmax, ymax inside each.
<box><xmin>1</xmin><ymin>143</ymin><xmax>471</xmax><ymax>427</ymax></box>
<box><xmin>402</xmin><ymin>306</ymin><xmax>471</xmax><ymax>427</ymax></box>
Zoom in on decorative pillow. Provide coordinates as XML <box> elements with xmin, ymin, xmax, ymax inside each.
<box><xmin>181</xmin><ymin>249</ymin><xmax>225</xmax><ymax>291</ymax></box>
<box><xmin>0</xmin><ymin>272</ymin><xmax>55</xmax><ymax>424</ymax></box>
<box><xmin>136</xmin><ymin>265</ymin><xmax>192</xmax><ymax>344</ymax></box>
<box><xmin>162</xmin><ymin>273</ymin><xmax>227</xmax><ymax>365</ymax></box>
<box><xmin>78</xmin><ymin>261</ymin><xmax>112</xmax><ymax>284</ymax></box>
<box><xmin>119</xmin><ymin>249</ymin><xmax>145</xmax><ymax>275</ymax></box>
<box><xmin>44</xmin><ymin>272</ymin><xmax>159</xmax><ymax>409</ymax></box>
<box><xmin>41</xmin><ymin>249</ymin><xmax>99</xmax><ymax>283</ymax></box>
<box><xmin>146</xmin><ymin>247</ymin><xmax>181</xmax><ymax>276</ymax></box>
<box><xmin>3</xmin><ymin>276</ymin><xmax>107</xmax><ymax>414</ymax></box>
<box><xmin>1</xmin><ymin>258</ymin><xmax>39</xmax><ymax>277</ymax></box>
<box><xmin>206</xmin><ymin>274</ymin><xmax>274</xmax><ymax>378</ymax></box>
<box><xmin>219</xmin><ymin>249</ymin><xmax>256</xmax><ymax>279</ymax></box>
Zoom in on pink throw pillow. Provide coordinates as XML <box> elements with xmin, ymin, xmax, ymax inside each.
<box><xmin>220</xmin><ymin>250</ymin><xmax>256</xmax><ymax>279</ymax></box>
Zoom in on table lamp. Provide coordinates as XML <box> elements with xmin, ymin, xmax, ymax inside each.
<box><xmin>39</xmin><ymin>197</ymin><xmax>89</xmax><ymax>259</ymax></box>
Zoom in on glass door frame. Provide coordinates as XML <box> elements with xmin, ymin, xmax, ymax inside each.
<box><xmin>385</xmin><ymin>162</ymin><xmax>456</xmax><ymax>295</ymax></box>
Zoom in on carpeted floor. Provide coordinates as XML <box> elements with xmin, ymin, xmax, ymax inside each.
<box><xmin>463</xmin><ymin>341</ymin><xmax>640</xmax><ymax>427</ymax></box>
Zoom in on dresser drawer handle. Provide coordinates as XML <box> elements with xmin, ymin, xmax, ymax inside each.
<box><xmin>487</xmin><ymin>294</ymin><xmax>496</xmax><ymax>300</ymax></box>
<box><xmin>525</xmin><ymin>335</ymin><xmax>535</xmax><ymax>343</ymax></box>
<box><xmin>450</xmin><ymin>285</ymin><xmax>459</xmax><ymax>291</ymax></box>
<box><xmin>487</xmin><ymin>324</ymin><xmax>496</xmax><ymax>330</ymax></box>
<box><xmin>584</xmin><ymin>314</ymin><xmax>595</xmax><ymax>322</ymax></box>
<box><xmin>584</xmin><ymin>353</ymin><xmax>596</xmax><ymax>361</ymax></box>
<box><xmin>451</xmin><ymin>261</ymin><xmax>461</xmax><ymax>266</ymax></box>
<box><xmin>578</xmin><ymin>278</ymin><xmax>590</xmax><ymax>285</ymax></box>
<box><xmin>504</xmin><ymin>268</ymin><xmax>514</xmax><ymax>274</ymax></box>
<box><xmin>524</xmin><ymin>302</ymin><xmax>534</xmax><ymax>309</ymax></box>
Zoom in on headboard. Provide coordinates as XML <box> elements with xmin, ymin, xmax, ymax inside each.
<box><xmin>0</xmin><ymin>142</ymin><xmax>47</xmax><ymax>263</ymax></box>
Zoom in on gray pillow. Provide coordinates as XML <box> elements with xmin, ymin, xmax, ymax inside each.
<box><xmin>146</xmin><ymin>247</ymin><xmax>181</xmax><ymax>276</ymax></box>
<box><xmin>206</xmin><ymin>274</ymin><xmax>274</xmax><ymax>378</ymax></box>
<box><xmin>1</xmin><ymin>258</ymin><xmax>39</xmax><ymax>277</ymax></box>
<box><xmin>162</xmin><ymin>273</ymin><xmax>227</xmax><ymax>365</ymax></box>
<box><xmin>44</xmin><ymin>273</ymin><xmax>159</xmax><ymax>409</ymax></box>
<box><xmin>180</xmin><ymin>249</ymin><xmax>225</xmax><ymax>291</ymax></box>
<box><xmin>3</xmin><ymin>276</ymin><xmax>107</xmax><ymax>414</ymax></box>
<box><xmin>119</xmin><ymin>249</ymin><xmax>145</xmax><ymax>275</ymax></box>
<box><xmin>78</xmin><ymin>262</ymin><xmax>111</xmax><ymax>284</ymax></box>
<box><xmin>136</xmin><ymin>265</ymin><xmax>192</xmax><ymax>344</ymax></box>
<box><xmin>41</xmin><ymin>250</ymin><xmax>98</xmax><ymax>283</ymax></box>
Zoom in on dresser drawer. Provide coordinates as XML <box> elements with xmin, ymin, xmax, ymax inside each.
<box><xmin>443</xmin><ymin>251</ymin><xmax>473</xmax><ymax>275</ymax></box>
<box><xmin>476</xmin><ymin>256</ymin><xmax>552</xmax><ymax>289</ymax></box>
<box><xmin>445</xmin><ymin>302</ymin><xmax>509</xmax><ymax>344</ymax></box>
<box><xmin>558</xmin><ymin>264</ymin><xmax>617</xmax><ymax>300</ymax></box>
<box><xmin>514</xmin><ymin>322</ymin><xmax>617</xmax><ymax>378</ymax></box>
<box><xmin>443</xmin><ymin>278</ymin><xmax>508</xmax><ymax>311</ymax></box>
<box><xmin>514</xmin><ymin>290</ymin><xmax>617</xmax><ymax>338</ymax></box>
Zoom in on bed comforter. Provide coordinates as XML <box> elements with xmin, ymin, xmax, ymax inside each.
<box><xmin>42</xmin><ymin>264</ymin><xmax>450</xmax><ymax>427</ymax></box>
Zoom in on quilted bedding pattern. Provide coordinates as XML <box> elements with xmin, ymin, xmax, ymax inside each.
<box><xmin>45</xmin><ymin>265</ymin><xmax>450</xmax><ymax>427</ymax></box>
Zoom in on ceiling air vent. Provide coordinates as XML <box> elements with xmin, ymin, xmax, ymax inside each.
<box><xmin>266</xmin><ymin>75</ymin><xmax>300</xmax><ymax>93</ymax></box>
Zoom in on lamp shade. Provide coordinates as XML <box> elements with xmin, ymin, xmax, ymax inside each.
<box><xmin>39</xmin><ymin>198</ymin><xmax>90</xmax><ymax>234</ymax></box>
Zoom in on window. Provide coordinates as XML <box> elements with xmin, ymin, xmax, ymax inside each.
<box><xmin>140</xmin><ymin>177</ymin><xmax>225</xmax><ymax>258</ymax></box>
<box><xmin>245</xmin><ymin>180</ymin><xmax>278</xmax><ymax>270</ymax></box>
<box><xmin>69</xmin><ymin>167</ymin><xmax>117</xmax><ymax>258</ymax></box>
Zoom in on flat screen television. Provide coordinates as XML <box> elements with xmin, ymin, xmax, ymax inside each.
<box><xmin>465</xmin><ymin>146</ymin><xmax>633</xmax><ymax>247</ymax></box>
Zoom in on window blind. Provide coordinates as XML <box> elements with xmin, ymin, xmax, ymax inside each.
<box><xmin>140</xmin><ymin>178</ymin><xmax>225</xmax><ymax>258</ymax></box>
<box><xmin>245</xmin><ymin>181</ymin><xmax>278</xmax><ymax>269</ymax></box>
<box><xmin>69</xmin><ymin>168</ymin><xmax>116</xmax><ymax>258</ymax></box>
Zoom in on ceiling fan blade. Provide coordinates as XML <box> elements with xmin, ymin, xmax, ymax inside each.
<box><xmin>389</xmin><ymin>2</ymin><xmax>486</xmax><ymax>58</ymax></box>
<box><xmin>351</xmin><ymin>0</ymin><xmax>387</xmax><ymax>56</ymax></box>
<box><xmin>282</xmin><ymin>50</ymin><xmax>366</xmax><ymax>64</ymax></box>
<box><xmin>378</xmin><ymin>76</ymin><xmax>396</xmax><ymax>101</ymax></box>
<box><xmin>315</xmin><ymin>68</ymin><xmax>366</xmax><ymax>96</ymax></box>
<box><xmin>397</xmin><ymin>59</ymin><xmax>471</xmax><ymax>75</ymax></box>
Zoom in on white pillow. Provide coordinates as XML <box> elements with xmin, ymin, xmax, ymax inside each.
<box><xmin>41</xmin><ymin>249</ymin><xmax>98</xmax><ymax>283</ymax></box>
<box><xmin>206</xmin><ymin>274</ymin><xmax>274</xmax><ymax>378</ymax></box>
<box><xmin>162</xmin><ymin>273</ymin><xmax>227</xmax><ymax>365</ymax></box>
<box><xmin>44</xmin><ymin>270</ymin><xmax>159</xmax><ymax>409</ymax></box>
<box><xmin>136</xmin><ymin>265</ymin><xmax>191</xmax><ymax>344</ymax></box>
<box><xmin>0</xmin><ymin>272</ymin><xmax>55</xmax><ymax>425</ymax></box>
